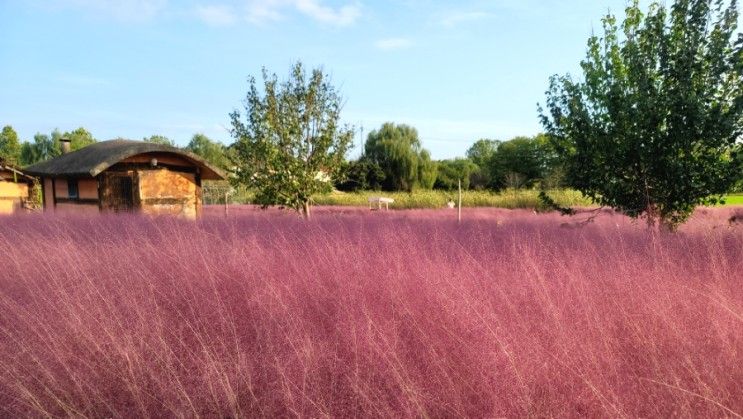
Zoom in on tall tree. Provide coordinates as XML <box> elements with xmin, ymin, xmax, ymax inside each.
<box><xmin>186</xmin><ymin>133</ymin><xmax>231</xmax><ymax>170</ymax></box>
<box><xmin>0</xmin><ymin>125</ymin><xmax>22</xmax><ymax>165</ymax></box>
<box><xmin>466</xmin><ymin>139</ymin><xmax>500</xmax><ymax>168</ymax></box>
<box><xmin>143</xmin><ymin>135</ymin><xmax>176</xmax><ymax>147</ymax></box>
<box><xmin>230</xmin><ymin>62</ymin><xmax>354</xmax><ymax>218</ymax></box>
<box><xmin>434</xmin><ymin>158</ymin><xmax>478</xmax><ymax>190</ymax></box>
<box><xmin>540</xmin><ymin>0</ymin><xmax>743</xmax><ymax>228</ymax></box>
<box><xmin>364</xmin><ymin>123</ymin><xmax>437</xmax><ymax>191</ymax></box>
<box><xmin>20</xmin><ymin>133</ymin><xmax>59</xmax><ymax>166</ymax></box>
<box><xmin>62</xmin><ymin>127</ymin><xmax>97</xmax><ymax>150</ymax></box>
<box><xmin>466</xmin><ymin>139</ymin><xmax>500</xmax><ymax>189</ymax></box>
<box><xmin>489</xmin><ymin>135</ymin><xmax>557</xmax><ymax>190</ymax></box>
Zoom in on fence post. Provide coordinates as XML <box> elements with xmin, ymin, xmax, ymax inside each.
<box><xmin>224</xmin><ymin>190</ymin><xmax>229</xmax><ymax>216</ymax></box>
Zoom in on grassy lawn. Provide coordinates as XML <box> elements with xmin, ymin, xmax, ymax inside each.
<box><xmin>722</xmin><ymin>194</ymin><xmax>743</xmax><ymax>205</ymax></box>
<box><xmin>312</xmin><ymin>189</ymin><xmax>592</xmax><ymax>209</ymax></box>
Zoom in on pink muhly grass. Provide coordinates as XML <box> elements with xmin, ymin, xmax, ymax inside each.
<box><xmin>0</xmin><ymin>208</ymin><xmax>741</xmax><ymax>417</ymax></box>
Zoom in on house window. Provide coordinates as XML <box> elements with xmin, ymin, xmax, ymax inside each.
<box><xmin>67</xmin><ymin>179</ymin><xmax>79</xmax><ymax>199</ymax></box>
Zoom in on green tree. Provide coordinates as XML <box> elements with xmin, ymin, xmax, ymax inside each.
<box><xmin>335</xmin><ymin>158</ymin><xmax>386</xmax><ymax>192</ymax></box>
<box><xmin>230</xmin><ymin>62</ymin><xmax>354</xmax><ymax>218</ymax></box>
<box><xmin>417</xmin><ymin>150</ymin><xmax>437</xmax><ymax>189</ymax></box>
<box><xmin>62</xmin><ymin>127</ymin><xmax>97</xmax><ymax>150</ymax></box>
<box><xmin>364</xmin><ymin>123</ymin><xmax>436</xmax><ymax>191</ymax></box>
<box><xmin>20</xmin><ymin>133</ymin><xmax>59</xmax><ymax>166</ymax></box>
<box><xmin>186</xmin><ymin>133</ymin><xmax>231</xmax><ymax>170</ymax></box>
<box><xmin>434</xmin><ymin>158</ymin><xmax>477</xmax><ymax>190</ymax></box>
<box><xmin>489</xmin><ymin>135</ymin><xmax>556</xmax><ymax>190</ymax></box>
<box><xmin>540</xmin><ymin>0</ymin><xmax>743</xmax><ymax>228</ymax></box>
<box><xmin>0</xmin><ymin>125</ymin><xmax>22</xmax><ymax>165</ymax></box>
<box><xmin>144</xmin><ymin>135</ymin><xmax>176</xmax><ymax>147</ymax></box>
<box><xmin>466</xmin><ymin>139</ymin><xmax>500</xmax><ymax>189</ymax></box>
<box><xmin>466</xmin><ymin>139</ymin><xmax>499</xmax><ymax>168</ymax></box>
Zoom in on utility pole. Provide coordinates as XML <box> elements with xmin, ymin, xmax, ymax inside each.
<box><xmin>458</xmin><ymin>179</ymin><xmax>462</xmax><ymax>223</ymax></box>
<box><xmin>359</xmin><ymin>124</ymin><xmax>364</xmax><ymax>157</ymax></box>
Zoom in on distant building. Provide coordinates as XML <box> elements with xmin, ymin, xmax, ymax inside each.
<box><xmin>25</xmin><ymin>139</ymin><xmax>226</xmax><ymax>218</ymax></box>
<box><xmin>0</xmin><ymin>161</ymin><xmax>35</xmax><ymax>215</ymax></box>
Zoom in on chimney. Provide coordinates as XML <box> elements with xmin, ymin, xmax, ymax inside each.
<box><xmin>60</xmin><ymin>137</ymin><xmax>71</xmax><ymax>154</ymax></box>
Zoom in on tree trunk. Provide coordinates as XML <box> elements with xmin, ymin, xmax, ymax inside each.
<box><xmin>302</xmin><ymin>200</ymin><xmax>311</xmax><ymax>220</ymax></box>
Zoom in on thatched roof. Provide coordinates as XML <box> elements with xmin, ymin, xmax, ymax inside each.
<box><xmin>24</xmin><ymin>139</ymin><xmax>226</xmax><ymax>180</ymax></box>
<box><xmin>0</xmin><ymin>160</ymin><xmax>35</xmax><ymax>183</ymax></box>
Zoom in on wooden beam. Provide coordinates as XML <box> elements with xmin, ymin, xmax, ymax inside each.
<box><xmin>51</xmin><ymin>178</ymin><xmax>57</xmax><ymax>208</ymax></box>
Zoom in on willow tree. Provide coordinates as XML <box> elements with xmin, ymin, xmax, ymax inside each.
<box><xmin>540</xmin><ymin>0</ymin><xmax>743</xmax><ymax>228</ymax></box>
<box><xmin>230</xmin><ymin>62</ymin><xmax>354</xmax><ymax>218</ymax></box>
<box><xmin>364</xmin><ymin>123</ymin><xmax>437</xmax><ymax>191</ymax></box>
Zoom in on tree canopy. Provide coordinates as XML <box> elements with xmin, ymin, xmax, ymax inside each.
<box><xmin>0</xmin><ymin>125</ymin><xmax>22</xmax><ymax>166</ymax></box>
<box><xmin>63</xmin><ymin>127</ymin><xmax>97</xmax><ymax>150</ymax></box>
<box><xmin>540</xmin><ymin>0</ymin><xmax>743</xmax><ymax>228</ymax></box>
<box><xmin>489</xmin><ymin>134</ymin><xmax>558</xmax><ymax>190</ymax></box>
<box><xmin>230</xmin><ymin>61</ymin><xmax>354</xmax><ymax>218</ymax></box>
<box><xmin>186</xmin><ymin>133</ymin><xmax>232</xmax><ymax>170</ymax></box>
<box><xmin>19</xmin><ymin>127</ymin><xmax>97</xmax><ymax>166</ymax></box>
<box><xmin>434</xmin><ymin>158</ymin><xmax>478</xmax><ymax>190</ymax></box>
<box><xmin>363</xmin><ymin>123</ymin><xmax>437</xmax><ymax>191</ymax></box>
<box><xmin>143</xmin><ymin>135</ymin><xmax>176</xmax><ymax>147</ymax></box>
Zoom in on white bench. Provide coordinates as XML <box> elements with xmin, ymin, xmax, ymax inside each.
<box><xmin>368</xmin><ymin>197</ymin><xmax>394</xmax><ymax>210</ymax></box>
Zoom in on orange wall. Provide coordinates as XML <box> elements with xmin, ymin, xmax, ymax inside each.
<box><xmin>79</xmin><ymin>179</ymin><xmax>98</xmax><ymax>200</ymax></box>
<box><xmin>0</xmin><ymin>178</ymin><xmax>30</xmax><ymax>215</ymax></box>
<box><xmin>54</xmin><ymin>178</ymin><xmax>69</xmax><ymax>199</ymax></box>
<box><xmin>137</xmin><ymin>168</ymin><xmax>198</xmax><ymax>218</ymax></box>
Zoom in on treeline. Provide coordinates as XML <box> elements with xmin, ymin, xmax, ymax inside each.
<box><xmin>0</xmin><ymin>125</ymin><xmax>231</xmax><ymax>170</ymax></box>
<box><xmin>1</xmin><ymin>122</ymin><xmax>564</xmax><ymax>194</ymax></box>
<box><xmin>3</xmin><ymin>121</ymin><xmax>740</xmax><ymax>198</ymax></box>
<box><xmin>336</xmin><ymin>122</ymin><xmax>562</xmax><ymax>193</ymax></box>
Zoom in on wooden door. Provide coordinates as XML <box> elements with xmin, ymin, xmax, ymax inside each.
<box><xmin>101</xmin><ymin>174</ymin><xmax>135</xmax><ymax>212</ymax></box>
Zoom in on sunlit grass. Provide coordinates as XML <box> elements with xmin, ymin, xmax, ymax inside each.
<box><xmin>313</xmin><ymin>188</ymin><xmax>591</xmax><ymax>209</ymax></box>
<box><xmin>722</xmin><ymin>194</ymin><xmax>743</xmax><ymax>205</ymax></box>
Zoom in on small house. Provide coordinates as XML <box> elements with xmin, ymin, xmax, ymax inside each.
<box><xmin>24</xmin><ymin>139</ymin><xmax>226</xmax><ymax>218</ymax></box>
<box><xmin>0</xmin><ymin>161</ymin><xmax>35</xmax><ymax>215</ymax></box>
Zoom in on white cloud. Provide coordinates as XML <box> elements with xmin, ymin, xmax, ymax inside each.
<box><xmin>246</xmin><ymin>0</ymin><xmax>361</xmax><ymax>26</ymax></box>
<box><xmin>374</xmin><ymin>37</ymin><xmax>414</xmax><ymax>51</ymax></box>
<box><xmin>441</xmin><ymin>11</ymin><xmax>493</xmax><ymax>27</ymax></box>
<box><xmin>195</xmin><ymin>4</ymin><xmax>237</xmax><ymax>26</ymax></box>
<box><xmin>43</xmin><ymin>0</ymin><xmax>168</xmax><ymax>21</ymax></box>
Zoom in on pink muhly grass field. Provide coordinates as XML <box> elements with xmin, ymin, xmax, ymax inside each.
<box><xmin>0</xmin><ymin>208</ymin><xmax>741</xmax><ymax>417</ymax></box>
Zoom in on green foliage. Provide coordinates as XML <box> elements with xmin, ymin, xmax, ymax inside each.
<box><xmin>21</xmin><ymin>133</ymin><xmax>58</xmax><ymax>166</ymax></box>
<box><xmin>335</xmin><ymin>158</ymin><xmax>386</xmax><ymax>192</ymax></box>
<box><xmin>62</xmin><ymin>127</ymin><xmax>97</xmax><ymax>150</ymax></box>
<box><xmin>466</xmin><ymin>139</ymin><xmax>500</xmax><ymax>189</ymax></box>
<box><xmin>417</xmin><ymin>150</ymin><xmax>437</xmax><ymax>190</ymax></box>
<box><xmin>466</xmin><ymin>139</ymin><xmax>499</xmax><ymax>168</ymax></box>
<box><xmin>313</xmin><ymin>189</ymin><xmax>590</xmax><ymax>209</ymax></box>
<box><xmin>364</xmin><ymin>122</ymin><xmax>437</xmax><ymax>191</ymax></box>
<box><xmin>186</xmin><ymin>133</ymin><xmax>232</xmax><ymax>170</ymax></box>
<box><xmin>230</xmin><ymin>61</ymin><xmax>354</xmax><ymax>218</ymax></box>
<box><xmin>0</xmin><ymin>126</ymin><xmax>22</xmax><ymax>166</ymax></box>
<box><xmin>19</xmin><ymin>127</ymin><xmax>97</xmax><ymax>166</ymax></box>
<box><xmin>434</xmin><ymin>158</ymin><xmax>478</xmax><ymax>190</ymax></box>
<box><xmin>540</xmin><ymin>0</ymin><xmax>743</xmax><ymax>228</ymax></box>
<box><xmin>464</xmin><ymin>136</ymin><xmax>559</xmax><ymax>191</ymax></box>
<box><xmin>489</xmin><ymin>135</ymin><xmax>557</xmax><ymax>190</ymax></box>
<box><xmin>143</xmin><ymin>135</ymin><xmax>176</xmax><ymax>147</ymax></box>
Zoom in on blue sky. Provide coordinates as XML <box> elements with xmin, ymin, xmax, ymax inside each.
<box><xmin>0</xmin><ymin>0</ymin><xmax>698</xmax><ymax>158</ymax></box>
